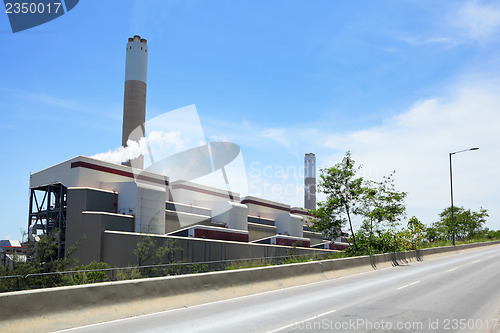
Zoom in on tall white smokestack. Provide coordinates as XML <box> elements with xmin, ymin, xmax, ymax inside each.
<box><xmin>304</xmin><ymin>153</ymin><xmax>316</xmax><ymax>210</ymax></box>
<box><xmin>122</xmin><ymin>35</ymin><xmax>148</xmax><ymax>168</ymax></box>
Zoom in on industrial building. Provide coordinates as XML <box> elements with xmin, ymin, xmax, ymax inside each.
<box><xmin>27</xmin><ymin>36</ymin><xmax>344</xmax><ymax>267</ymax></box>
<box><xmin>0</xmin><ymin>240</ymin><xmax>26</xmax><ymax>270</ymax></box>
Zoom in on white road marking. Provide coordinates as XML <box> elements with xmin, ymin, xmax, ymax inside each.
<box><xmin>267</xmin><ymin>309</ymin><xmax>337</xmax><ymax>333</ymax></box>
<box><xmin>471</xmin><ymin>259</ymin><xmax>481</xmax><ymax>264</ymax></box>
<box><xmin>55</xmin><ymin>248</ymin><xmax>500</xmax><ymax>332</ymax></box>
<box><xmin>54</xmin><ymin>266</ymin><xmax>389</xmax><ymax>332</ymax></box>
<box><xmin>396</xmin><ymin>280</ymin><xmax>421</xmax><ymax>290</ymax></box>
<box><xmin>447</xmin><ymin>267</ymin><xmax>458</xmax><ymax>272</ymax></box>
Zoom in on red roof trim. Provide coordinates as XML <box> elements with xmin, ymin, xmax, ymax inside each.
<box><xmin>241</xmin><ymin>199</ymin><xmax>290</xmax><ymax>212</ymax></box>
<box><xmin>290</xmin><ymin>209</ymin><xmax>313</xmax><ymax>217</ymax></box>
<box><xmin>172</xmin><ymin>183</ymin><xmax>236</xmax><ymax>201</ymax></box>
<box><xmin>71</xmin><ymin>161</ymin><xmax>169</xmax><ymax>186</ymax></box>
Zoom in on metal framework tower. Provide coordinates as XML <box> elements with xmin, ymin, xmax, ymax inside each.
<box><xmin>28</xmin><ymin>183</ymin><xmax>67</xmax><ymax>259</ymax></box>
<box><xmin>122</xmin><ymin>35</ymin><xmax>148</xmax><ymax>169</ymax></box>
<box><xmin>304</xmin><ymin>153</ymin><xmax>316</xmax><ymax>210</ymax></box>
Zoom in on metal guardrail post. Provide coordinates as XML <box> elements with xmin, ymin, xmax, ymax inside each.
<box><xmin>0</xmin><ymin>275</ymin><xmax>24</xmax><ymax>292</ymax></box>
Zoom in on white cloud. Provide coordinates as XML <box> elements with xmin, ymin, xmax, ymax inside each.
<box><xmin>0</xmin><ymin>87</ymin><xmax>86</xmax><ymax>112</ymax></box>
<box><xmin>262</xmin><ymin>128</ymin><xmax>291</xmax><ymax>149</ymax></box>
<box><xmin>400</xmin><ymin>1</ymin><xmax>500</xmax><ymax>48</ymax></box>
<box><xmin>400</xmin><ymin>37</ymin><xmax>458</xmax><ymax>47</ymax></box>
<box><xmin>216</xmin><ymin>79</ymin><xmax>500</xmax><ymax>230</ymax></box>
<box><xmin>320</xmin><ymin>79</ymin><xmax>500</xmax><ymax>227</ymax></box>
<box><xmin>455</xmin><ymin>0</ymin><xmax>500</xmax><ymax>43</ymax></box>
<box><xmin>208</xmin><ymin>134</ymin><xmax>231</xmax><ymax>142</ymax></box>
<box><xmin>161</xmin><ymin>83</ymin><xmax>500</xmax><ymax>230</ymax></box>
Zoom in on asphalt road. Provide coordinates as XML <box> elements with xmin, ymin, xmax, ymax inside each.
<box><xmin>58</xmin><ymin>245</ymin><xmax>500</xmax><ymax>333</ymax></box>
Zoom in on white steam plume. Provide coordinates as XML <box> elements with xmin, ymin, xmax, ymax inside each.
<box><xmin>91</xmin><ymin>131</ymin><xmax>185</xmax><ymax>164</ymax></box>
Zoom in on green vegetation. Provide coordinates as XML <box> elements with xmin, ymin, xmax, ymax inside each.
<box><xmin>2</xmin><ymin>164</ymin><xmax>499</xmax><ymax>290</ymax></box>
<box><xmin>311</xmin><ymin>152</ymin><xmax>408</xmax><ymax>255</ymax></box>
<box><xmin>0</xmin><ymin>230</ymin><xmax>83</xmax><ymax>290</ymax></box>
<box><xmin>225</xmin><ymin>253</ymin><xmax>343</xmax><ymax>270</ymax></box>
<box><xmin>72</xmin><ymin>261</ymin><xmax>111</xmax><ymax>284</ymax></box>
<box><xmin>131</xmin><ymin>234</ymin><xmax>183</xmax><ymax>277</ymax></box>
<box><xmin>422</xmin><ymin>206</ymin><xmax>498</xmax><ymax>247</ymax></box>
<box><xmin>0</xmin><ymin>231</ymin><xmax>183</xmax><ymax>291</ymax></box>
<box><xmin>134</xmin><ymin>235</ymin><xmax>178</xmax><ymax>267</ymax></box>
<box><xmin>226</xmin><ymin>259</ymin><xmax>275</xmax><ymax>270</ymax></box>
<box><xmin>310</xmin><ymin>152</ymin><xmax>500</xmax><ymax>257</ymax></box>
<box><xmin>427</xmin><ymin>206</ymin><xmax>489</xmax><ymax>242</ymax></box>
<box><xmin>309</xmin><ymin>151</ymin><xmax>367</xmax><ymax>245</ymax></box>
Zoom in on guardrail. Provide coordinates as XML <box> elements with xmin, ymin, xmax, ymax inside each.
<box><xmin>1</xmin><ymin>241</ymin><xmax>499</xmax><ymax>333</ymax></box>
<box><xmin>0</xmin><ymin>252</ymin><xmax>336</xmax><ymax>292</ymax></box>
<box><xmin>0</xmin><ymin>275</ymin><xmax>24</xmax><ymax>292</ymax></box>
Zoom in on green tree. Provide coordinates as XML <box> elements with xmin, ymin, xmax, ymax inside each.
<box><xmin>310</xmin><ymin>152</ymin><xmax>407</xmax><ymax>254</ymax></box>
<box><xmin>399</xmin><ymin>216</ymin><xmax>425</xmax><ymax>250</ymax></box>
<box><xmin>73</xmin><ymin>261</ymin><xmax>111</xmax><ymax>284</ymax></box>
<box><xmin>310</xmin><ymin>151</ymin><xmax>365</xmax><ymax>249</ymax></box>
<box><xmin>134</xmin><ymin>236</ymin><xmax>177</xmax><ymax>267</ymax></box>
<box><xmin>358</xmin><ymin>172</ymin><xmax>407</xmax><ymax>234</ymax></box>
<box><xmin>0</xmin><ymin>230</ymin><xmax>82</xmax><ymax>289</ymax></box>
<box><xmin>434</xmin><ymin>206</ymin><xmax>488</xmax><ymax>241</ymax></box>
<box><xmin>424</xmin><ymin>225</ymin><xmax>441</xmax><ymax>243</ymax></box>
<box><xmin>6</xmin><ymin>230</ymin><xmax>79</xmax><ymax>276</ymax></box>
<box><xmin>484</xmin><ymin>229</ymin><xmax>500</xmax><ymax>240</ymax></box>
<box><xmin>345</xmin><ymin>228</ymin><xmax>403</xmax><ymax>256</ymax></box>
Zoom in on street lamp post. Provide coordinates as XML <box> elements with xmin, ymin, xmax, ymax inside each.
<box><xmin>449</xmin><ymin>147</ymin><xmax>479</xmax><ymax>245</ymax></box>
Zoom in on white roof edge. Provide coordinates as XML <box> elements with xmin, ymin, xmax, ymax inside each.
<box><xmin>82</xmin><ymin>211</ymin><xmax>134</xmax><ymax>218</ymax></box>
<box><xmin>171</xmin><ymin>179</ymin><xmax>241</xmax><ymax>198</ymax></box>
<box><xmin>31</xmin><ymin>155</ymin><xmax>169</xmax><ymax>182</ymax></box>
<box><xmin>241</xmin><ymin>195</ymin><xmax>290</xmax><ymax>209</ymax></box>
<box><xmin>68</xmin><ymin>187</ymin><xmax>116</xmax><ymax>194</ymax></box>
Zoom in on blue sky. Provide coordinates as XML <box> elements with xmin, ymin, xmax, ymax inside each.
<box><xmin>2</xmin><ymin>0</ymin><xmax>500</xmax><ymax>240</ymax></box>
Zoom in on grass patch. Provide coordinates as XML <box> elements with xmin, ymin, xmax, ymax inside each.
<box><xmin>225</xmin><ymin>252</ymin><xmax>344</xmax><ymax>271</ymax></box>
<box><xmin>421</xmin><ymin>237</ymin><xmax>500</xmax><ymax>249</ymax></box>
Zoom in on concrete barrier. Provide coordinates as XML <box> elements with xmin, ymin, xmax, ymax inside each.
<box><xmin>1</xmin><ymin>240</ymin><xmax>499</xmax><ymax>333</ymax></box>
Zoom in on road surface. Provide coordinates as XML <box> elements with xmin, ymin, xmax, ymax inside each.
<box><xmin>58</xmin><ymin>245</ymin><xmax>500</xmax><ymax>333</ymax></box>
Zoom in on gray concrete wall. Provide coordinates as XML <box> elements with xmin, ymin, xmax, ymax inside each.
<box><xmin>165</xmin><ymin>210</ymin><xmax>211</xmax><ymax>234</ymax></box>
<box><xmin>65</xmin><ymin>188</ymin><xmax>326</xmax><ymax>266</ymax></box>
<box><xmin>101</xmin><ymin>230</ymin><xmax>332</xmax><ymax>267</ymax></box>
<box><xmin>303</xmin><ymin>230</ymin><xmax>324</xmax><ymax>245</ymax></box>
<box><xmin>247</xmin><ymin>222</ymin><xmax>277</xmax><ymax>242</ymax></box>
<box><xmin>77</xmin><ymin>212</ymin><xmax>134</xmax><ymax>264</ymax></box>
<box><xmin>2</xmin><ymin>241</ymin><xmax>498</xmax><ymax>333</ymax></box>
<box><xmin>66</xmin><ymin>187</ymin><xmax>122</xmax><ymax>261</ymax></box>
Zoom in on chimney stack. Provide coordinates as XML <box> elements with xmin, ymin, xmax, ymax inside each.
<box><xmin>122</xmin><ymin>35</ymin><xmax>148</xmax><ymax>168</ymax></box>
<box><xmin>304</xmin><ymin>153</ymin><xmax>316</xmax><ymax>210</ymax></box>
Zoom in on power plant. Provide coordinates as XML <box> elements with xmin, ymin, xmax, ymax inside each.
<box><xmin>26</xmin><ymin>36</ymin><xmax>346</xmax><ymax>267</ymax></box>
